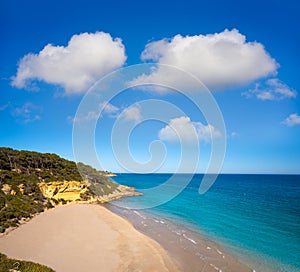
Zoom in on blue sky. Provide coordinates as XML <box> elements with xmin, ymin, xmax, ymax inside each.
<box><xmin>1</xmin><ymin>0</ymin><xmax>299</xmax><ymax>174</ymax></box>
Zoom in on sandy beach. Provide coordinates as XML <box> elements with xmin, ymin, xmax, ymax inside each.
<box><xmin>0</xmin><ymin>204</ymin><xmax>178</xmax><ymax>272</ymax></box>
<box><xmin>0</xmin><ymin>203</ymin><xmax>253</xmax><ymax>272</ymax></box>
<box><xmin>108</xmin><ymin>205</ymin><xmax>253</xmax><ymax>272</ymax></box>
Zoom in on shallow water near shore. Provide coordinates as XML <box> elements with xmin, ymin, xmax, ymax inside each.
<box><xmin>108</xmin><ymin>174</ymin><xmax>300</xmax><ymax>272</ymax></box>
<box><xmin>107</xmin><ymin>203</ymin><xmax>252</xmax><ymax>271</ymax></box>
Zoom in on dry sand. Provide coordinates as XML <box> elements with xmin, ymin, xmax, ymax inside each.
<box><xmin>0</xmin><ymin>204</ymin><xmax>179</xmax><ymax>272</ymax></box>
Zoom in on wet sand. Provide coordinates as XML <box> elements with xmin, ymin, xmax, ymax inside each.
<box><xmin>107</xmin><ymin>204</ymin><xmax>254</xmax><ymax>272</ymax></box>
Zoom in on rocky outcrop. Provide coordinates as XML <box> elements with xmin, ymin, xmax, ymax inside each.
<box><xmin>0</xmin><ymin>147</ymin><xmax>143</xmax><ymax>234</ymax></box>
<box><xmin>1</xmin><ymin>184</ymin><xmax>16</xmax><ymax>195</ymax></box>
<box><xmin>18</xmin><ymin>184</ymin><xmax>25</xmax><ymax>194</ymax></box>
<box><xmin>38</xmin><ymin>181</ymin><xmax>88</xmax><ymax>201</ymax></box>
<box><xmin>38</xmin><ymin>181</ymin><xmax>142</xmax><ymax>204</ymax></box>
<box><xmin>96</xmin><ymin>185</ymin><xmax>142</xmax><ymax>203</ymax></box>
<box><xmin>105</xmin><ymin>173</ymin><xmax>117</xmax><ymax>177</ymax></box>
<box><xmin>98</xmin><ymin>170</ymin><xmax>117</xmax><ymax>177</ymax></box>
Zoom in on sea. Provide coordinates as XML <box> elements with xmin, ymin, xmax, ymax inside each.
<box><xmin>107</xmin><ymin>174</ymin><xmax>300</xmax><ymax>272</ymax></box>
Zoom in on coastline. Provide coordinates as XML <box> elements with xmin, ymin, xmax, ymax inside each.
<box><xmin>0</xmin><ymin>203</ymin><xmax>178</xmax><ymax>272</ymax></box>
<box><xmin>0</xmin><ymin>201</ymin><xmax>254</xmax><ymax>272</ymax></box>
<box><xmin>107</xmin><ymin>203</ymin><xmax>253</xmax><ymax>272</ymax></box>
<box><xmin>109</xmin><ymin>173</ymin><xmax>300</xmax><ymax>272</ymax></box>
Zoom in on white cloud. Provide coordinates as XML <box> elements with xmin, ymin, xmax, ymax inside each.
<box><xmin>282</xmin><ymin>113</ymin><xmax>300</xmax><ymax>126</ymax></box>
<box><xmin>72</xmin><ymin>102</ymin><xmax>143</xmax><ymax>124</ymax></box>
<box><xmin>99</xmin><ymin>101</ymin><xmax>119</xmax><ymax>117</ymax></box>
<box><xmin>159</xmin><ymin>116</ymin><xmax>221</xmax><ymax>143</ymax></box>
<box><xmin>71</xmin><ymin>101</ymin><xmax>119</xmax><ymax>123</ymax></box>
<box><xmin>132</xmin><ymin>29</ymin><xmax>278</xmax><ymax>91</ymax></box>
<box><xmin>12</xmin><ymin>102</ymin><xmax>42</xmax><ymax>123</ymax></box>
<box><xmin>243</xmin><ymin>78</ymin><xmax>296</xmax><ymax>100</ymax></box>
<box><xmin>121</xmin><ymin>105</ymin><xmax>142</xmax><ymax>123</ymax></box>
<box><xmin>12</xmin><ymin>32</ymin><xmax>127</xmax><ymax>94</ymax></box>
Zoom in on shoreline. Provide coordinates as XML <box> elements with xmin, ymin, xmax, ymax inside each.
<box><xmin>108</xmin><ymin>174</ymin><xmax>300</xmax><ymax>272</ymax></box>
<box><xmin>110</xmin><ymin>204</ymin><xmax>299</xmax><ymax>272</ymax></box>
<box><xmin>106</xmin><ymin>203</ymin><xmax>254</xmax><ymax>272</ymax></box>
<box><xmin>0</xmin><ymin>203</ymin><xmax>178</xmax><ymax>272</ymax></box>
<box><xmin>0</xmin><ymin>201</ymin><xmax>254</xmax><ymax>272</ymax></box>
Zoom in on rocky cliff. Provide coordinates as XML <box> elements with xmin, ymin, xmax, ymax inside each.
<box><xmin>0</xmin><ymin>147</ymin><xmax>141</xmax><ymax>233</ymax></box>
<box><xmin>38</xmin><ymin>181</ymin><xmax>88</xmax><ymax>201</ymax></box>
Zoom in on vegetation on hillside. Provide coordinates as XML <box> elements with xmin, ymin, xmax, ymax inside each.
<box><xmin>77</xmin><ymin>162</ymin><xmax>120</xmax><ymax>197</ymax></box>
<box><xmin>0</xmin><ymin>147</ymin><xmax>82</xmax><ymax>182</ymax></box>
<box><xmin>0</xmin><ymin>253</ymin><xmax>55</xmax><ymax>272</ymax></box>
<box><xmin>0</xmin><ymin>148</ymin><xmax>139</xmax><ymax>271</ymax></box>
<box><xmin>0</xmin><ymin>147</ymin><xmax>119</xmax><ymax>233</ymax></box>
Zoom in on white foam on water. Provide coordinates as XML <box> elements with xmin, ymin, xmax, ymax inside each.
<box><xmin>141</xmin><ymin>221</ymin><xmax>148</xmax><ymax>227</ymax></box>
<box><xmin>133</xmin><ymin>210</ymin><xmax>146</xmax><ymax>219</ymax></box>
<box><xmin>217</xmin><ymin>249</ymin><xmax>223</xmax><ymax>255</ymax></box>
<box><xmin>183</xmin><ymin>233</ymin><xmax>197</xmax><ymax>244</ymax></box>
<box><xmin>172</xmin><ymin>230</ymin><xmax>182</xmax><ymax>236</ymax></box>
<box><xmin>210</xmin><ymin>263</ymin><xmax>222</xmax><ymax>271</ymax></box>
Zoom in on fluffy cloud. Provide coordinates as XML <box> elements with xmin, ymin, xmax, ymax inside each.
<box><xmin>159</xmin><ymin>116</ymin><xmax>221</xmax><ymax>143</ymax></box>
<box><xmin>133</xmin><ymin>29</ymin><xmax>278</xmax><ymax>91</ymax></box>
<box><xmin>282</xmin><ymin>113</ymin><xmax>300</xmax><ymax>126</ymax></box>
<box><xmin>121</xmin><ymin>105</ymin><xmax>142</xmax><ymax>123</ymax></box>
<box><xmin>243</xmin><ymin>78</ymin><xmax>297</xmax><ymax>100</ymax></box>
<box><xmin>12</xmin><ymin>32</ymin><xmax>127</xmax><ymax>94</ymax></box>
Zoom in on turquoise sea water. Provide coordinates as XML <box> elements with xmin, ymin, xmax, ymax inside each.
<box><xmin>110</xmin><ymin>174</ymin><xmax>300</xmax><ymax>272</ymax></box>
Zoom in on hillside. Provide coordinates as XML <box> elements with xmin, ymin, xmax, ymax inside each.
<box><xmin>0</xmin><ymin>252</ymin><xmax>55</xmax><ymax>272</ymax></box>
<box><xmin>0</xmin><ymin>147</ymin><xmax>140</xmax><ymax>233</ymax></box>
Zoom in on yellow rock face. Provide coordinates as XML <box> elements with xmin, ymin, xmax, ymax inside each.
<box><xmin>1</xmin><ymin>184</ymin><xmax>12</xmax><ymax>195</ymax></box>
<box><xmin>38</xmin><ymin>181</ymin><xmax>87</xmax><ymax>201</ymax></box>
<box><xmin>18</xmin><ymin>184</ymin><xmax>25</xmax><ymax>195</ymax></box>
<box><xmin>10</xmin><ymin>190</ymin><xmax>16</xmax><ymax>196</ymax></box>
